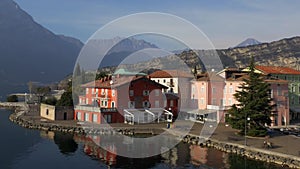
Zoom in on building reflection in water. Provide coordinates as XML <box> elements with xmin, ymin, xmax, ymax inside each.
<box><xmin>74</xmin><ymin>134</ymin><xmax>117</xmax><ymax>166</ymax></box>
<box><xmin>189</xmin><ymin>144</ymin><xmax>230</xmax><ymax>169</ymax></box>
<box><xmin>40</xmin><ymin>131</ymin><xmax>78</xmax><ymax>155</ymax></box>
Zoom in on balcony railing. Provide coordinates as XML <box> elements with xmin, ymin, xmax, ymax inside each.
<box><xmin>75</xmin><ymin>105</ymin><xmax>117</xmax><ymax>113</ymax></box>
<box><xmin>100</xmin><ymin>108</ymin><xmax>118</xmax><ymax>113</ymax></box>
<box><xmin>75</xmin><ymin>105</ymin><xmax>101</xmax><ymax>112</ymax></box>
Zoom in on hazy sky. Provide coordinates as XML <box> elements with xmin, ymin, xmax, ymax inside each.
<box><xmin>14</xmin><ymin>0</ymin><xmax>300</xmax><ymax>49</ymax></box>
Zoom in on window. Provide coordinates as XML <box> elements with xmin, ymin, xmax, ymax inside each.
<box><xmin>101</xmin><ymin>100</ymin><xmax>108</xmax><ymax>107</ymax></box>
<box><xmin>105</xmin><ymin>89</ymin><xmax>108</xmax><ymax>95</ymax></box>
<box><xmin>229</xmin><ymin>87</ymin><xmax>233</xmax><ymax>93</ymax></box>
<box><xmin>111</xmin><ymin>101</ymin><xmax>115</xmax><ymax>108</ymax></box>
<box><xmin>46</xmin><ymin>109</ymin><xmax>49</xmax><ymax>116</ymax></box>
<box><xmin>277</xmin><ymin>86</ymin><xmax>282</xmax><ymax>96</ymax></box>
<box><xmin>112</xmin><ymin>89</ymin><xmax>115</xmax><ymax>96</ymax></box>
<box><xmin>157</xmin><ymin>80</ymin><xmax>160</xmax><ymax>83</ymax></box>
<box><xmin>170</xmin><ymin>100</ymin><xmax>174</xmax><ymax>107</ymax></box>
<box><xmin>86</xmin><ymin>98</ymin><xmax>89</xmax><ymax>104</ymax></box>
<box><xmin>192</xmin><ymin>85</ymin><xmax>195</xmax><ymax>94</ymax></box>
<box><xmin>77</xmin><ymin>112</ymin><xmax>81</xmax><ymax>121</ymax></box>
<box><xmin>92</xmin><ymin>114</ymin><xmax>98</xmax><ymax>123</ymax></box>
<box><xmin>163</xmin><ymin>79</ymin><xmax>166</xmax><ymax>83</ymax></box>
<box><xmin>104</xmin><ymin>114</ymin><xmax>112</xmax><ymax>123</ymax></box>
<box><xmin>95</xmin><ymin>88</ymin><xmax>98</xmax><ymax>94</ymax></box>
<box><xmin>201</xmin><ymin>86</ymin><xmax>205</xmax><ymax>93</ymax></box>
<box><xmin>86</xmin><ymin>88</ymin><xmax>89</xmax><ymax>94</ymax></box>
<box><xmin>129</xmin><ymin>90</ymin><xmax>134</xmax><ymax>96</ymax></box>
<box><xmin>143</xmin><ymin>90</ymin><xmax>150</xmax><ymax>96</ymax></box>
<box><xmin>292</xmin><ymin>85</ymin><xmax>296</xmax><ymax>93</ymax></box>
<box><xmin>220</xmin><ymin>99</ymin><xmax>224</xmax><ymax>106</ymax></box>
<box><xmin>143</xmin><ymin>101</ymin><xmax>150</xmax><ymax>108</ymax></box>
<box><xmin>155</xmin><ymin>89</ymin><xmax>160</xmax><ymax>96</ymax></box>
<box><xmin>85</xmin><ymin>113</ymin><xmax>89</xmax><ymax>122</ymax></box>
<box><xmin>200</xmin><ymin>98</ymin><xmax>204</xmax><ymax>105</ymax></box>
<box><xmin>212</xmin><ymin>98</ymin><xmax>217</xmax><ymax>105</ymax></box>
<box><xmin>101</xmin><ymin>89</ymin><xmax>105</xmax><ymax>95</ymax></box>
<box><xmin>228</xmin><ymin>99</ymin><xmax>232</xmax><ymax>105</ymax></box>
<box><xmin>222</xmin><ymin>99</ymin><xmax>226</xmax><ymax>106</ymax></box>
<box><xmin>212</xmin><ymin>87</ymin><xmax>216</xmax><ymax>94</ymax></box>
<box><xmin>155</xmin><ymin>100</ymin><xmax>160</xmax><ymax>108</ymax></box>
<box><xmin>128</xmin><ymin>101</ymin><xmax>135</xmax><ymax>108</ymax></box>
<box><xmin>270</xmin><ymin>89</ymin><xmax>273</xmax><ymax>98</ymax></box>
<box><xmin>291</xmin><ymin>97</ymin><xmax>295</xmax><ymax>105</ymax></box>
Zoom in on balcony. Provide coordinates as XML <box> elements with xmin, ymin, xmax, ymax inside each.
<box><xmin>75</xmin><ymin>105</ymin><xmax>117</xmax><ymax>113</ymax></box>
<box><xmin>100</xmin><ymin>108</ymin><xmax>118</xmax><ymax>113</ymax></box>
<box><xmin>75</xmin><ymin>105</ymin><xmax>101</xmax><ymax>112</ymax></box>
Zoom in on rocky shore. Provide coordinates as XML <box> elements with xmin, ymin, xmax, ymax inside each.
<box><xmin>4</xmin><ymin>102</ymin><xmax>300</xmax><ymax>169</ymax></box>
<box><xmin>181</xmin><ymin>135</ymin><xmax>300</xmax><ymax>168</ymax></box>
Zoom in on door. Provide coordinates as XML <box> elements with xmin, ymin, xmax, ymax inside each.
<box><xmin>63</xmin><ymin>112</ymin><xmax>67</xmax><ymax>120</ymax></box>
<box><xmin>104</xmin><ymin>114</ymin><xmax>112</xmax><ymax>123</ymax></box>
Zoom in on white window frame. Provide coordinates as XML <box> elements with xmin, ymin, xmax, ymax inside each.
<box><xmin>92</xmin><ymin>114</ymin><xmax>98</xmax><ymax>123</ymax></box>
<box><xmin>85</xmin><ymin>113</ymin><xmax>89</xmax><ymax>122</ymax></box>
<box><xmin>170</xmin><ymin>100</ymin><xmax>174</xmax><ymax>107</ymax></box>
<box><xmin>77</xmin><ymin>112</ymin><xmax>81</xmax><ymax>121</ymax></box>
<box><xmin>111</xmin><ymin>101</ymin><xmax>115</xmax><ymax>108</ymax></box>
<box><xmin>143</xmin><ymin>90</ymin><xmax>150</xmax><ymax>96</ymax></box>
<box><xmin>128</xmin><ymin>101</ymin><xmax>135</xmax><ymax>108</ymax></box>
<box><xmin>129</xmin><ymin>90</ymin><xmax>134</xmax><ymax>96</ymax></box>
<box><xmin>143</xmin><ymin>101</ymin><xmax>150</xmax><ymax>108</ymax></box>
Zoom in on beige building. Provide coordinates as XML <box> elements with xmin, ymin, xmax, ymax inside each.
<box><xmin>40</xmin><ymin>103</ymin><xmax>74</xmax><ymax>121</ymax></box>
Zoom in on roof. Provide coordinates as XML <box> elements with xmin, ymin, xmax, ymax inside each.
<box><xmin>149</xmin><ymin>70</ymin><xmax>194</xmax><ymax>78</ymax></box>
<box><xmin>194</xmin><ymin>72</ymin><xmax>224</xmax><ymax>82</ymax></box>
<box><xmin>255</xmin><ymin>65</ymin><xmax>300</xmax><ymax>75</ymax></box>
<box><xmin>82</xmin><ymin>76</ymin><xmax>167</xmax><ymax>89</ymax></box>
<box><xmin>226</xmin><ymin>73</ymin><xmax>249</xmax><ymax>81</ymax></box>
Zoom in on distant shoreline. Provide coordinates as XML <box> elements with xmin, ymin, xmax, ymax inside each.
<box><xmin>3</xmin><ymin>102</ymin><xmax>300</xmax><ymax>169</ymax></box>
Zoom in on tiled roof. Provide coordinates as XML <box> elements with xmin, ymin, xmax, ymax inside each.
<box><xmin>149</xmin><ymin>70</ymin><xmax>194</xmax><ymax>78</ymax></box>
<box><xmin>255</xmin><ymin>65</ymin><xmax>300</xmax><ymax>75</ymax></box>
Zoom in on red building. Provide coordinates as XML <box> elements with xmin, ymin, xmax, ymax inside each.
<box><xmin>74</xmin><ymin>74</ymin><xmax>178</xmax><ymax>124</ymax></box>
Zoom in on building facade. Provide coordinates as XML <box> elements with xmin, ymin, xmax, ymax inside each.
<box><xmin>74</xmin><ymin>74</ymin><xmax>177</xmax><ymax>124</ymax></box>
<box><xmin>190</xmin><ymin>69</ymin><xmax>290</xmax><ymax>127</ymax></box>
<box><xmin>246</xmin><ymin>65</ymin><xmax>300</xmax><ymax>122</ymax></box>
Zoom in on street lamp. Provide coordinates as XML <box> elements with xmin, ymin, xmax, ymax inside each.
<box><xmin>245</xmin><ymin>117</ymin><xmax>250</xmax><ymax>146</ymax></box>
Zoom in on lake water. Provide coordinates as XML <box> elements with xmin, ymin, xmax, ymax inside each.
<box><xmin>0</xmin><ymin>109</ymin><xmax>289</xmax><ymax>169</ymax></box>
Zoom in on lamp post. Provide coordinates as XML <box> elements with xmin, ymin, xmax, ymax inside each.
<box><xmin>245</xmin><ymin>116</ymin><xmax>250</xmax><ymax>146</ymax></box>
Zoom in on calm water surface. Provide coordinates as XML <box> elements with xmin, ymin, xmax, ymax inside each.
<box><xmin>0</xmin><ymin>109</ymin><xmax>288</xmax><ymax>169</ymax></box>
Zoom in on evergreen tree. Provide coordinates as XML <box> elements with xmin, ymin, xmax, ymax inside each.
<box><xmin>227</xmin><ymin>58</ymin><xmax>273</xmax><ymax>136</ymax></box>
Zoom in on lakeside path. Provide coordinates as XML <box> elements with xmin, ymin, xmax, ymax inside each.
<box><xmin>3</xmin><ymin>102</ymin><xmax>300</xmax><ymax>168</ymax></box>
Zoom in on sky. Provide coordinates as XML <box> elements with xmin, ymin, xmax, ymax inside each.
<box><xmin>14</xmin><ymin>0</ymin><xmax>300</xmax><ymax>49</ymax></box>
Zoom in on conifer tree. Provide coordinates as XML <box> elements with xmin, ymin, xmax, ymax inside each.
<box><xmin>227</xmin><ymin>58</ymin><xmax>273</xmax><ymax>136</ymax></box>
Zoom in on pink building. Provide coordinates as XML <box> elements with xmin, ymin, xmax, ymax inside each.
<box><xmin>190</xmin><ymin>68</ymin><xmax>290</xmax><ymax>127</ymax></box>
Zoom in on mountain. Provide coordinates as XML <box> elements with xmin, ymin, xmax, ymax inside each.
<box><xmin>219</xmin><ymin>36</ymin><xmax>300</xmax><ymax>69</ymax></box>
<box><xmin>116</xmin><ymin>36</ymin><xmax>300</xmax><ymax>73</ymax></box>
<box><xmin>0</xmin><ymin>0</ymin><xmax>83</xmax><ymax>83</ymax></box>
<box><xmin>79</xmin><ymin>37</ymin><xmax>158</xmax><ymax>69</ymax></box>
<box><xmin>235</xmin><ymin>38</ymin><xmax>261</xmax><ymax>48</ymax></box>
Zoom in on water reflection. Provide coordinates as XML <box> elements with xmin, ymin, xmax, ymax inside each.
<box><xmin>41</xmin><ymin>131</ymin><xmax>78</xmax><ymax>155</ymax></box>
<box><xmin>43</xmin><ymin>132</ymin><xmax>290</xmax><ymax>169</ymax></box>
